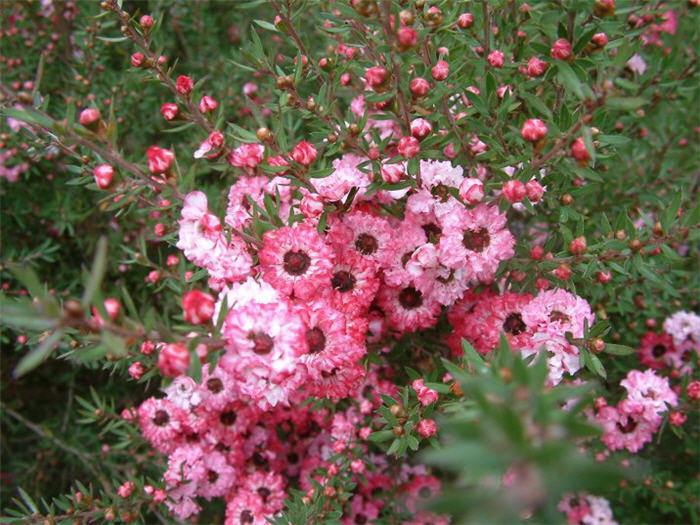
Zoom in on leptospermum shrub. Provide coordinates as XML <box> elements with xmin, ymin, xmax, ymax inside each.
<box><xmin>1</xmin><ymin>0</ymin><xmax>698</xmax><ymax>523</ymax></box>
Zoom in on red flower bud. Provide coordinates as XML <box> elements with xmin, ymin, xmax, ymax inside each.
<box><xmin>182</xmin><ymin>289</ymin><xmax>215</xmax><ymax>325</ymax></box>
<box><xmin>526</xmin><ymin>57</ymin><xmax>548</xmax><ymax>77</ymax></box>
<box><xmin>487</xmin><ymin>50</ymin><xmax>505</xmax><ymax>68</ymax></box>
<box><xmin>160</xmin><ymin>102</ymin><xmax>179</xmax><ymax>121</ymax></box>
<box><xmin>397</xmin><ymin>136</ymin><xmax>420</xmax><ymax>158</ymax></box>
<box><xmin>198</xmin><ymin>95</ymin><xmax>217</xmax><ymax>114</ymax></box>
<box><xmin>457</xmin><ymin>13</ymin><xmax>474</xmax><ymax>28</ymax></box>
<box><xmin>410</xmin><ymin>118</ymin><xmax>432</xmax><ymax>140</ymax></box>
<box><xmin>381</xmin><ymin>163</ymin><xmax>404</xmax><ymax>184</ymax></box>
<box><xmin>130</xmin><ymin>52</ymin><xmax>145</xmax><ymax>67</ymax></box>
<box><xmin>176</xmin><ymin>75</ymin><xmax>194</xmax><ymax>95</ymax></box>
<box><xmin>410</xmin><ymin>77</ymin><xmax>430</xmax><ymax>96</ymax></box>
<box><xmin>146</xmin><ymin>146</ymin><xmax>175</xmax><ymax>174</ymax></box>
<box><xmin>139</xmin><ymin>15</ymin><xmax>154</xmax><ymax>29</ymax></box>
<box><xmin>79</xmin><ymin>108</ymin><xmax>101</xmax><ymax>127</ymax></box>
<box><xmin>431</xmin><ymin>60</ymin><xmax>449</xmax><ymax>81</ymax></box>
<box><xmin>550</xmin><ymin>38</ymin><xmax>572</xmax><ymax>60</ymax></box>
<box><xmin>521</xmin><ymin>118</ymin><xmax>548</xmax><ymax>142</ymax></box>
<box><xmin>291</xmin><ymin>141</ymin><xmax>318</xmax><ymax>166</ymax></box>
<box><xmin>459</xmin><ymin>178</ymin><xmax>484</xmax><ymax>204</ymax></box>
<box><xmin>571</xmin><ymin>137</ymin><xmax>592</xmax><ymax>165</ymax></box>
<box><xmin>397</xmin><ymin>27</ymin><xmax>418</xmax><ymax>48</ymax></box>
<box><xmin>93</xmin><ymin>164</ymin><xmax>114</xmax><ymax>189</ymax></box>
<box><xmin>365</xmin><ymin>66</ymin><xmax>388</xmax><ymax>88</ymax></box>
<box><xmin>525</xmin><ymin>179</ymin><xmax>544</xmax><ymax>202</ymax></box>
<box><xmin>502</xmin><ymin>180</ymin><xmax>526</xmax><ymax>203</ymax></box>
<box><xmin>157</xmin><ymin>342</ymin><xmax>189</xmax><ymax>377</ymax></box>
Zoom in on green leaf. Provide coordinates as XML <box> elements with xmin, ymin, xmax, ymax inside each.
<box><xmin>13</xmin><ymin>330</ymin><xmax>64</xmax><ymax>378</ymax></box>
<box><xmin>253</xmin><ymin>19</ymin><xmax>279</xmax><ymax>32</ymax></box>
<box><xmin>81</xmin><ymin>236</ymin><xmax>108</xmax><ymax>308</ymax></box>
<box><xmin>604</xmin><ymin>343</ymin><xmax>635</xmax><ymax>356</ymax></box>
<box><xmin>606</xmin><ymin>97</ymin><xmax>647</xmax><ymax>111</ymax></box>
<box><xmin>556</xmin><ymin>62</ymin><xmax>584</xmax><ymax>100</ymax></box>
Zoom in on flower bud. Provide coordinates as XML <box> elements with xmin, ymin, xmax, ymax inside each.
<box><xmin>93</xmin><ymin>164</ymin><xmax>114</xmax><ymax>189</ymax></box>
<box><xmin>410</xmin><ymin>77</ymin><xmax>430</xmax><ymax>96</ymax></box>
<box><xmin>594</xmin><ymin>0</ymin><xmax>615</xmax><ymax>17</ymax></box>
<box><xmin>381</xmin><ymin>162</ymin><xmax>404</xmax><ymax>184</ymax></box>
<box><xmin>130</xmin><ymin>52</ymin><xmax>145</xmax><ymax>67</ymax></box>
<box><xmin>365</xmin><ymin>66</ymin><xmax>388</xmax><ymax>88</ymax></box>
<box><xmin>571</xmin><ymin>137</ymin><xmax>592</xmax><ymax>165</ymax></box>
<box><xmin>176</xmin><ymin>75</ymin><xmax>194</xmax><ymax>95</ymax></box>
<box><xmin>146</xmin><ymin>145</ymin><xmax>175</xmax><ymax>174</ymax></box>
<box><xmin>591</xmin><ymin>32</ymin><xmax>608</xmax><ymax>47</ymax></box>
<box><xmin>417</xmin><ymin>418</ymin><xmax>437</xmax><ymax>438</ymax></box>
<box><xmin>291</xmin><ymin>141</ymin><xmax>318</xmax><ymax>166</ymax></box>
<box><xmin>521</xmin><ymin>118</ymin><xmax>548</xmax><ymax>142</ymax></box>
<box><xmin>160</xmin><ymin>102</ymin><xmax>179</xmax><ymax>120</ymax></box>
<box><xmin>157</xmin><ymin>342</ymin><xmax>189</xmax><ymax>377</ymax></box>
<box><xmin>525</xmin><ymin>179</ymin><xmax>544</xmax><ymax>202</ymax></box>
<box><xmin>410</xmin><ymin>118</ymin><xmax>432</xmax><ymax>140</ymax></box>
<box><xmin>198</xmin><ymin>95</ymin><xmax>217</xmax><ymax>114</ymax></box>
<box><xmin>502</xmin><ymin>180</ymin><xmax>526</xmax><ymax>203</ymax></box>
<box><xmin>397</xmin><ymin>27</ymin><xmax>418</xmax><ymax>48</ymax></box>
<box><xmin>526</xmin><ymin>57</ymin><xmax>548</xmax><ymax>76</ymax></box>
<box><xmin>182</xmin><ymin>289</ymin><xmax>215</xmax><ymax>325</ymax></box>
<box><xmin>397</xmin><ymin>136</ymin><xmax>420</xmax><ymax>158</ymax></box>
<box><xmin>139</xmin><ymin>15</ymin><xmax>154</xmax><ymax>29</ymax></box>
<box><xmin>457</xmin><ymin>13</ymin><xmax>474</xmax><ymax>28</ymax></box>
<box><xmin>431</xmin><ymin>59</ymin><xmax>449</xmax><ymax>81</ymax></box>
<box><xmin>300</xmin><ymin>192</ymin><xmax>324</xmax><ymax>218</ymax></box>
<box><xmin>79</xmin><ymin>108</ymin><xmax>101</xmax><ymax>127</ymax></box>
<box><xmin>550</xmin><ymin>38</ymin><xmax>572</xmax><ymax>60</ymax></box>
<box><xmin>487</xmin><ymin>50</ymin><xmax>505</xmax><ymax>68</ymax></box>
<box><xmin>569</xmin><ymin>236</ymin><xmax>587</xmax><ymax>255</ymax></box>
<box><xmin>459</xmin><ymin>177</ymin><xmax>484</xmax><ymax>204</ymax></box>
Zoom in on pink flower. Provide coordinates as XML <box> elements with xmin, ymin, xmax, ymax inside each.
<box><xmin>502</xmin><ymin>180</ymin><xmax>526</xmax><ymax>203</ymax></box>
<box><xmin>550</xmin><ymin>38</ymin><xmax>572</xmax><ymax>60</ymax></box>
<box><xmin>410</xmin><ymin>118</ymin><xmax>432</xmax><ymax>140</ymax></box>
<box><xmin>487</xmin><ymin>50</ymin><xmax>505</xmax><ymax>68</ymax></box>
<box><xmin>431</xmin><ymin>60</ymin><xmax>449</xmax><ymax>81</ymax></box>
<box><xmin>158</xmin><ymin>342</ymin><xmax>190</xmax><ymax>377</ymax></box>
<box><xmin>365</xmin><ymin>66</ymin><xmax>388</xmax><ymax>88</ymax></box>
<box><xmin>620</xmin><ymin>369</ymin><xmax>678</xmax><ymax>417</ymax></box>
<box><xmin>311</xmin><ymin>153</ymin><xmax>371</xmax><ymax>203</ymax></box>
<box><xmin>118</xmin><ymin>481</ymin><xmax>136</xmax><ymax>498</ymax></box>
<box><xmin>376</xmin><ymin>284</ymin><xmax>441</xmax><ymax>333</ymax></box>
<box><xmin>526</xmin><ymin>57</ymin><xmax>548</xmax><ymax>76</ymax></box>
<box><xmin>412</xmin><ymin>378</ymin><xmax>439</xmax><ymax>406</ymax></box>
<box><xmin>521</xmin><ymin>118</ymin><xmax>548</xmax><ymax>141</ymax></box>
<box><xmin>131</xmin><ymin>52</ymin><xmax>145</xmax><ymax>67</ymax></box>
<box><xmin>176</xmin><ymin>75</ymin><xmax>194</xmax><ymax>95</ymax></box>
<box><xmin>79</xmin><ymin>108</ymin><xmax>100</xmax><ymax>126</ymax></box>
<box><xmin>160</xmin><ymin>102</ymin><xmax>179</xmax><ymax>120</ymax></box>
<box><xmin>417</xmin><ymin>418</ymin><xmax>437</xmax><ymax>438</ymax></box>
<box><xmin>93</xmin><ymin>164</ymin><xmax>114</xmax><ymax>189</ymax></box>
<box><xmin>128</xmin><ymin>361</ymin><xmax>144</xmax><ymax>380</ymax></box>
<box><xmin>410</xmin><ymin>77</ymin><xmax>430</xmax><ymax>96</ymax></box>
<box><xmin>458</xmin><ymin>13</ymin><xmax>474</xmax><ymax>28</ymax></box>
<box><xmin>182</xmin><ymin>290</ymin><xmax>215</xmax><ymax>325</ymax></box>
<box><xmin>290</xmin><ymin>141</ymin><xmax>317</xmax><ymax>166</ymax></box>
<box><xmin>459</xmin><ymin>178</ymin><xmax>484</xmax><ymax>204</ymax></box>
<box><xmin>198</xmin><ymin>95</ymin><xmax>217</xmax><ymax>114</ymax></box>
<box><xmin>229</xmin><ymin>143</ymin><xmax>264</xmax><ymax>168</ymax></box>
<box><xmin>137</xmin><ymin>398</ymin><xmax>186</xmax><ymax>453</ymax></box>
<box><xmin>258</xmin><ymin>222</ymin><xmax>333</xmax><ymax>300</ymax></box>
<box><xmin>398</xmin><ymin>136</ymin><xmax>420</xmax><ymax>158</ymax></box>
<box><xmin>147</xmin><ymin>145</ymin><xmax>175</xmax><ymax>174</ymax></box>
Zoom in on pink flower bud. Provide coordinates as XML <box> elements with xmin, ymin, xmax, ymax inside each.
<box><xmin>79</xmin><ymin>108</ymin><xmax>101</xmax><ymax>126</ymax></box>
<box><xmin>117</xmin><ymin>481</ymin><xmax>136</xmax><ymax>498</ymax></box>
<box><xmin>128</xmin><ymin>361</ymin><xmax>144</xmax><ymax>380</ymax></box>
<box><xmin>521</xmin><ymin>118</ymin><xmax>548</xmax><ymax>142</ymax></box>
<box><xmin>669</xmin><ymin>411</ymin><xmax>687</xmax><ymax>426</ymax></box>
<box><xmin>443</xmin><ymin>142</ymin><xmax>457</xmax><ymax>159</ymax></box>
<box><xmin>412</xmin><ymin>378</ymin><xmax>439</xmax><ymax>406</ymax></box>
<box><xmin>487</xmin><ymin>50</ymin><xmax>505</xmax><ymax>68</ymax></box>
<box><xmin>397</xmin><ymin>27</ymin><xmax>418</xmax><ymax>48</ymax></box>
<box><xmin>140</xmin><ymin>341</ymin><xmax>155</xmax><ymax>355</ymax></box>
<box><xmin>198</xmin><ymin>95</ymin><xmax>217</xmax><ymax>114</ymax></box>
<box><xmin>157</xmin><ymin>342</ymin><xmax>189</xmax><ymax>377</ymax></box>
<box><xmin>147</xmin><ymin>146</ymin><xmax>175</xmax><ymax>174</ymax></box>
<box><xmin>291</xmin><ymin>141</ymin><xmax>318</xmax><ymax>166</ymax></box>
<box><xmin>569</xmin><ymin>236</ymin><xmax>587</xmax><ymax>255</ymax></box>
<box><xmin>410</xmin><ymin>118</ymin><xmax>432</xmax><ymax>140</ymax></box>
<box><xmin>459</xmin><ymin>178</ymin><xmax>484</xmax><ymax>204</ymax></box>
<box><xmin>176</xmin><ymin>75</ymin><xmax>194</xmax><ymax>95</ymax></box>
<box><xmin>592</xmin><ymin>32</ymin><xmax>608</xmax><ymax>47</ymax></box>
<box><xmin>182</xmin><ymin>290</ymin><xmax>215</xmax><ymax>325</ymax></box>
<box><xmin>139</xmin><ymin>15</ymin><xmax>153</xmax><ymax>29</ymax></box>
<box><xmin>410</xmin><ymin>77</ymin><xmax>430</xmax><ymax>96</ymax></box>
<box><xmin>571</xmin><ymin>137</ymin><xmax>591</xmax><ymax>164</ymax></box>
<box><xmin>153</xmin><ymin>490</ymin><xmax>167</xmax><ymax>504</ymax></box>
<box><xmin>550</xmin><ymin>38</ymin><xmax>572</xmax><ymax>60</ymax></box>
<box><xmin>554</xmin><ymin>263</ymin><xmax>573</xmax><ymax>280</ymax></box>
<box><xmin>359</xmin><ymin>427</ymin><xmax>372</xmax><ymax>440</ymax></box>
<box><xmin>417</xmin><ymin>418</ymin><xmax>437</xmax><ymax>438</ymax></box>
<box><xmin>381</xmin><ymin>162</ymin><xmax>404</xmax><ymax>184</ymax></box>
<box><xmin>350</xmin><ymin>460</ymin><xmax>365</xmax><ymax>473</ymax></box>
<box><xmin>340</xmin><ymin>73</ymin><xmax>351</xmax><ymax>86</ymax></box>
<box><xmin>597</xmin><ymin>270</ymin><xmax>612</xmax><ymax>283</ymax></box>
<box><xmin>397</xmin><ymin>136</ymin><xmax>420</xmax><ymax>158</ymax></box>
<box><xmin>525</xmin><ymin>179</ymin><xmax>544</xmax><ymax>202</ymax></box>
<box><xmin>154</xmin><ymin>222</ymin><xmax>165</xmax><ymax>236</ymax></box>
<box><xmin>687</xmin><ymin>381</ymin><xmax>700</xmax><ymax>400</ymax></box>
<box><xmin>458</xmin><ymin>13</ymin><xmax>474</xmax><ymax>28</ymax></box>
<box><xmin>332</xmin><ymin>440</ymin><xmax>346</xmax><ymax>453</ymax></box>
<box><xmin>300</xmin><ymin>192</ymin><xmax>324</xmax><ymax>218</ymax></box>
<box><xmin>526</xmin><ymin>57</ymin><xmax>548</xmax><ymax>76</ymax></box>
<box><xmin>229</xmin><ymin>143</ymin><xmax>264</xmax><ymax>168</ymax></box>
<box><xmin>160</xmin><ymin>102</ymin><xmax>179</xmax><ymax>120</ymax></box>
<box><xmin>93</xmin><ymin>164</ymin><xmax>114</xmax><ymax>189</ymax></box>
<box><xmin>502</xmin><ymin>180</ymin><xmax>526</xmax><ymax>203</ymax></box>
<box><xmin>530</xmin><ymin>245</ymin><xmax>544</xmax><ymax>260</ymax></box>
<box><xmin>431</xmin><ymin>60</ymin><xmax>449</xmax><ymax>81</ymax></box>
<box><xmin>130</xmin><ymin>52</ymin><xmax>145</xmax><ymax>67</ymax></box>
<box><xmin>365</xmin><ymin>66</ymin><xmax>388</xmax><ymax>88</ymax></box>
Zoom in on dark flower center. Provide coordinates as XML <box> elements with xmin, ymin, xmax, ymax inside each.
<box><xmin>287</xmin><ymin>452</ymin><xmax>299</xmax><ymax>464</ymax></box>
<box><xmin>283</xmin><ymin>250</ymin><xmax>311</xmax><ymax>275</ymax></box>
<box><xmin>462</xmin><ymin>227</ymin><xmax>490</xmax><ymax>253</ymax></box>
<box><xmin>257</xmin><ymin>487</ymin><xmax>271</xmax><ymax>502</ymax></box>
<box><xmin>355</xmin><ymin>233</ymin><xmax>378</xmax><ymax>255</ymax></box>
<box><xmin>322</xmin><ymin>367</ymin><xmax>339</xmax><ymax>378</ymax></box>
<box><xmin>398</xmin><ymin>286</ymin><xmax>423</xmax><ymax>309</ymax></box>
<box><xmin>207</xmin><ymin>470</ymin><xmax>219</xmax><ymax>483</ymax></box>
<box><xmin>431</xmin><ymin>183</ymin><xmax>452</xmax><ymax>202</ymax></box>
<box><xmin>332</xmin><ymin>270</ymin><xmax>356</xmax><ymax>292</ymax></box>
<box><xmin>436</xmin><ymin>270</ymin><xmax>455</xmax><ymax>284</ymax></box>
<box><xmin>355</xmin><ymin>514</ymin><xmax>367</xmax><ymax>524</ymax></box>
<box><xmin>503</xmin><ymin>313</ymin><xmax>526</xmax><ymax>335</ymax></box>
<box><xmin>652</xmin><ymin>344</ymin><xmax>667</xmax><ymax>357</ymax></box>
<box><xmin>240</xmin><ymin>510</ymin><xmax>254</xmax><ymax>524</ymax></box>
<box><xmin>153</xmin><ymin>410</ymin><xmax>170</xmax><ymax>426</ymax></box>
<box><xmin>252</xmin><ymin>452</ymin><xmax>268</xmax><ymax>467</ymax></box>
<box><xmin>220</xmin><ymin>410</ymin><xmax>237</xmax><ymax>426</ymax></box>
<box><xmin>306</xmin><ymin>327</ymin><xmax>327</xmax><ymax>353</ymax></box>
<box><xmin>249</xmin><ymin>332</ymin><xmax>274</xmax><ymax>355</ymax></box>
<box><xmin>401</xmin><ymin>251</ymin><xmax>413</xmax><ymax>266</ymax></box>
<box><xmin>419</xmin><ymin>487</ymin><xmax>432</xmax><ymax>498</ymax></box>
<box><xmin>206</xmin><ymin>377</ymin><xmax>224</xmax><ymax>393</ymax></box>
<box><xmin>422</xmin><ymin>223</ymin><xmax>442</xmax><ymax>242</ymax></box>
<box><xmin>617</xmin><ymin>420</ymin><xmax>638</xmax><ymax>434</ymax></box>
<box><xmin>550</xmin><ymin>310</ymin><xmax>570</xmax><ymax>323</ymax></box>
